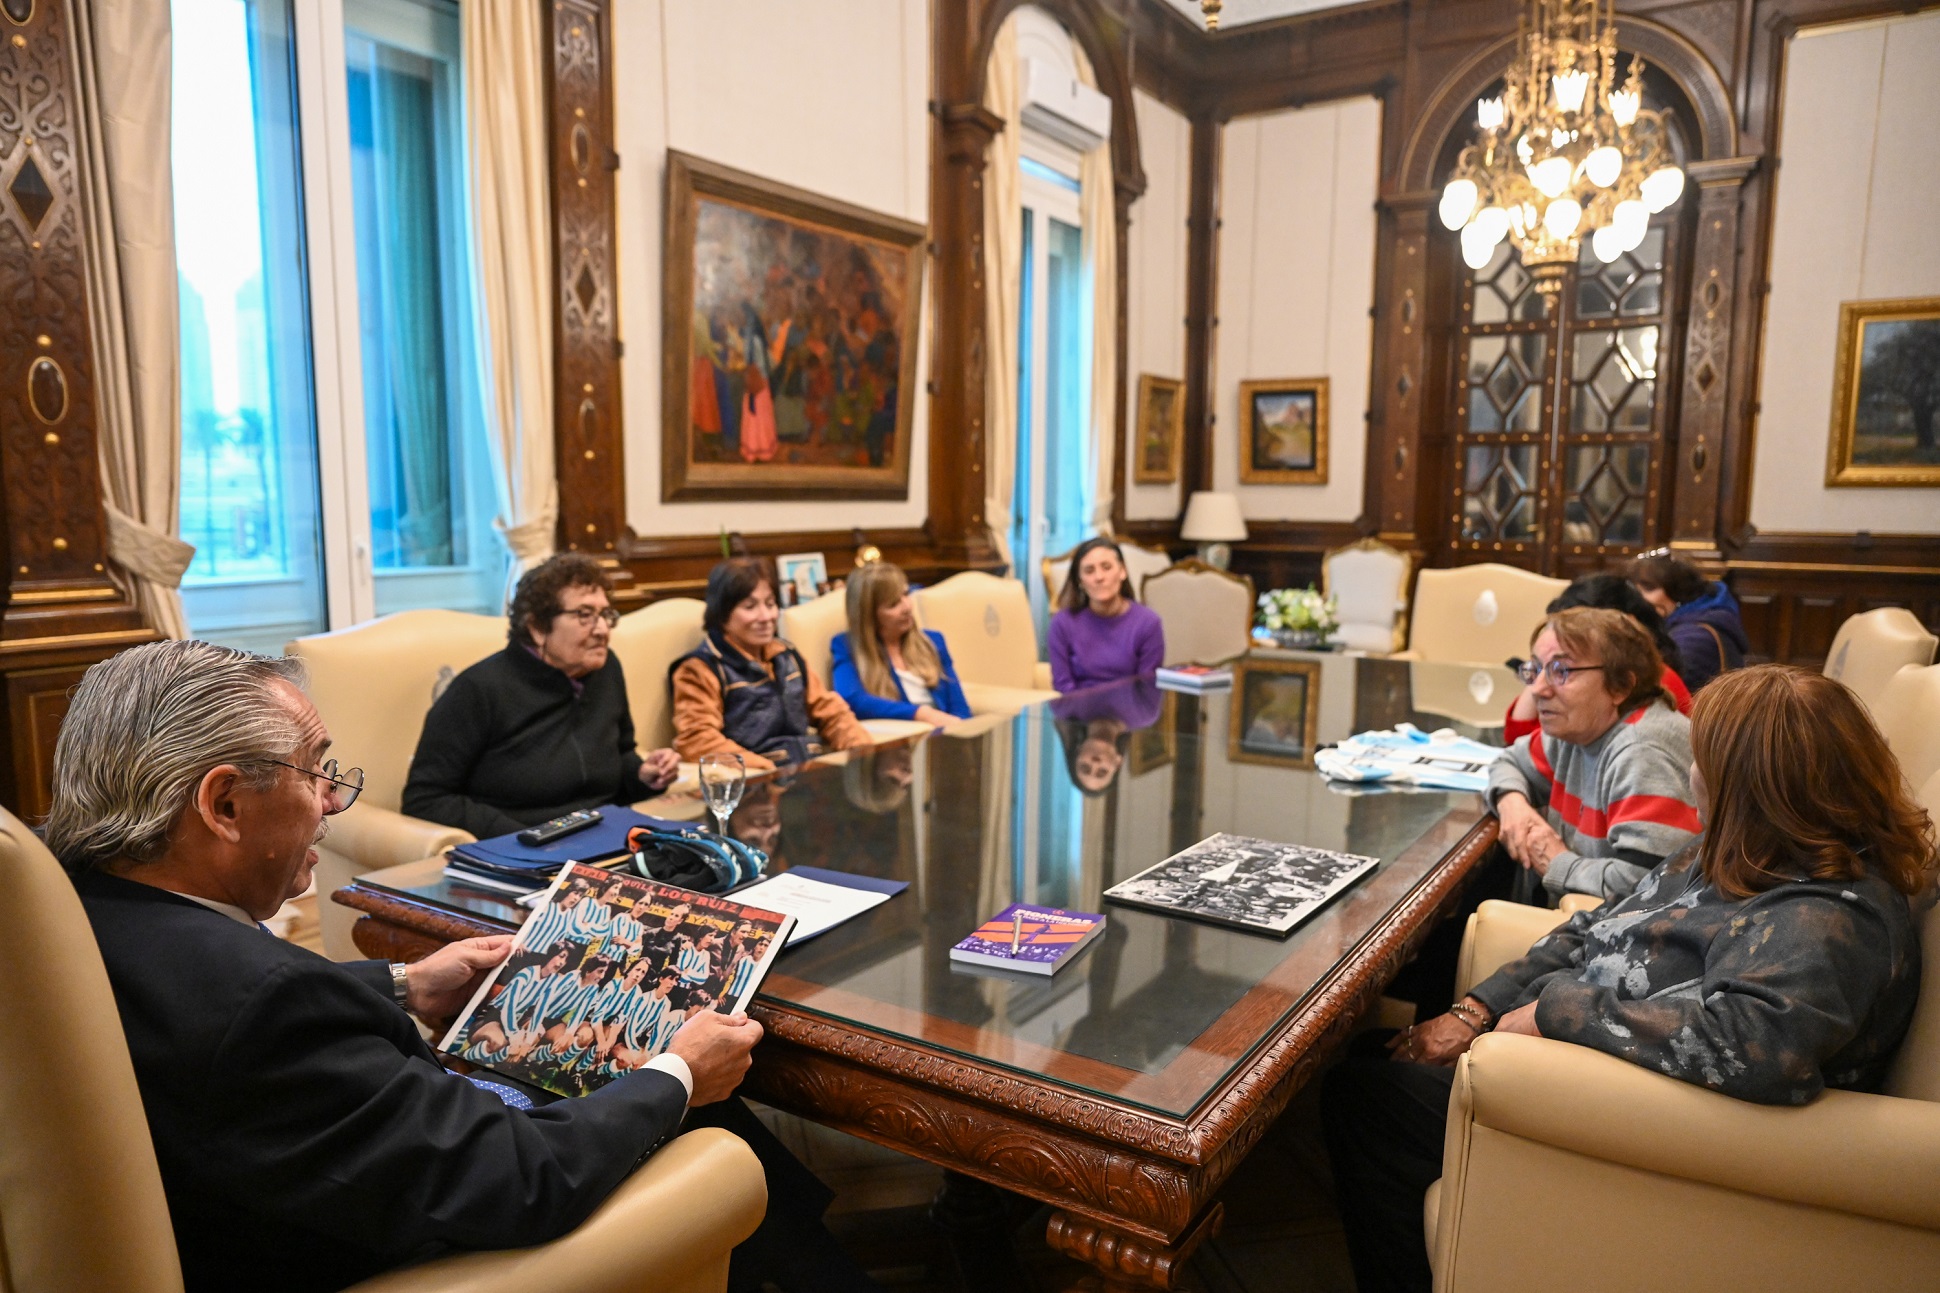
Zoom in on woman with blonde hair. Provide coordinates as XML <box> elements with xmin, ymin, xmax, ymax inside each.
<box><xmin>830</xmin><ymin>561</ymin><xmax>971</xmax><ymax>726</ymax></box>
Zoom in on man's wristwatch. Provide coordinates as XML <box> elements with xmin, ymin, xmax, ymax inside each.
<box><xmin>389</xmin><ymin>961</ymin><xmax>411</xmax><ymax>1007</ymax></box>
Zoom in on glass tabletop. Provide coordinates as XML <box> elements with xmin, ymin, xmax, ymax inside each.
<box><xmin>363</xmin><ymin>653</ymin><xmax>1512</xmax><ymax>1118</ymax></box>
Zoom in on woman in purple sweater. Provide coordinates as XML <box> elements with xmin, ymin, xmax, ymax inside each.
<box><xmin>1046</xmin><ymin>537</ymin><xmax>1166</xmax><ymax>692</ymax></box>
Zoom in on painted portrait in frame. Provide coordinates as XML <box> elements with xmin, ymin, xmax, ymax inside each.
<box><xmin>1825</xmin><ymin>297</ymin><xmax>1940</xmax><ymax>487</ymax></box>
<box><xmin>1238</xmin><ymin>378</ymin><xmax>1329</xmax><ymax>485</ymax></box>
<box><xmin>1133</xmin><ymin>375</ymin><xmax>1184</xmax><ymax>484</ymax></box>
<box><xmin>1227</xmin><ymin>657</ymin><xmax>1322</xmax><ymax>769</ymax></box>
<box><xmin>663</xmin><ymin>151</ymin><xmax>926</xmax><ymax>501</ymax></box>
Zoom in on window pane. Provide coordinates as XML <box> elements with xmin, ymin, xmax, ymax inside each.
<box><xmin>1042</xmin><ymin>216</ymin><xmax>1089</xmax><ymax>558</ymax></box>
<box><xmin>173</xmin><ymin>0</ymin><xmax>327</xmax><ymax>651</ymax></box>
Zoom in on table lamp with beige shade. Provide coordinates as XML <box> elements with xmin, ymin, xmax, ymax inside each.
<box><xmin>1180</xmin><ymin>491</ymin><xmax>1248</xmax><ymax>569</ymax></box>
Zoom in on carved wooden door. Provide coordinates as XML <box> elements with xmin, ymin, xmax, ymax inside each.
<box><xmin>1444</xmin><ymin>223</ymin><xmax>1681</xmax><ymax>579</ymax></box>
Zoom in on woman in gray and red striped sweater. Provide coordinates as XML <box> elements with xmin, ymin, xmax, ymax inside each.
<box><xmin>1489</xmin><ymin>605</ymin><xmax>1703</xmax><ymax>903</ymax></box>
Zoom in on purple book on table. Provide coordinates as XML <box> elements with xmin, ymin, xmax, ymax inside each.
<box><xmin>948</xmin><ymin>904</ymin><xmax>1106</xmax><ymax>976</ymax></box>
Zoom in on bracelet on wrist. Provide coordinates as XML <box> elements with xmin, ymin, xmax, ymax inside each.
<box><xmin>1449</xmin><ymin>1001</ymin><xmax>1492</xmax><ymax>1032</ymax></box>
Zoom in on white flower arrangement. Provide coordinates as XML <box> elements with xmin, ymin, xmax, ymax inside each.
<box><xmin>1256</xmin><ymin>585</ymin><xmax>1339</xmax><ymax>637</ymax></box>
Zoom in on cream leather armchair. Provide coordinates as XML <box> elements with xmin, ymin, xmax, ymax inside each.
<box><xmin>1825</xmin><ymin>607</ymin><xmax>1938</xmax><ymax>717</ymax></box>
<box><xmin>1142</xmin><ymin>559</ymin><xmax>1255</xmax><ymax>666</ymax></box>
<box><xmin>1427</xmin><ymin>895</ymin><xmax>1940</xmax><ymax>1292</ymax></box>
<box><xmin>1876</xmin><ymin>663</ymin><xmax>1940</xmax><ymax>795</ymax></box>
<box><xmin>1402</xmin><ymin>563</ymin><xmax>1567</xmax><ymax>666</ymax></box>
<box><xmin>288</xmin><ymin>610</ymin><xmax>508</xmax><ymax>960</ymax></box>
<box><xmin>911</xmin><ymin>571</ymin><xmax>1057</xmax><ymax>714</ymax></box>
<box><xmin>607</xmin><ymin>597</ymin><xmax>707</xmax><ymax>751</ymax></box>
<box><xmin>0</xmin><ymin>807</ymin><xmax>765</xmax><ymax>1293</ymax></box>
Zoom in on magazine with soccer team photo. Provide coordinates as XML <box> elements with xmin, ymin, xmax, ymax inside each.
<box><xmin>438</xmin><ymin>863</ymin><xmax>795</xmax><ymax>1098</ymax></box>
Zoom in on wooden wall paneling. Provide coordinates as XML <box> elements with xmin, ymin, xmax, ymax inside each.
<box><xmin>1369</xmin><ymin>196</ymin><xmax>1434</xmax><ymax>549</ymax></box>
<box><xmin>546</xmin><ymin>0</ymin><xmax>625</xmax><ymax>565</ymax></box>
<box><xmin>1180</xmin><ymin>112</ymin><xmax>1220</xmax><ymax>496</ymax></box>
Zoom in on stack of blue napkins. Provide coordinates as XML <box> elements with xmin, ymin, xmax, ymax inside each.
<box><xmin>444</xmin><ymin>806</ymin><xmax>688</xmax><ymax>895</ymax></box>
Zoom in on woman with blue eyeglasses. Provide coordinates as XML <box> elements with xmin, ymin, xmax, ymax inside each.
<box><xmin>403</xmin><ymin>554</ymin><xmax>680</xmax><ymax>838</ymax></box>
<box><xmin>1489</xmin><ymin>606</ymin><xmax>1702</xmax><ymax>904</ymax></box>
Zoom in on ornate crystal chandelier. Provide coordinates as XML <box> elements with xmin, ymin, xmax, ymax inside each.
<box><xmin>1438</xmin><ymin>0</ymin><xmax>1686</xmax><ymax>294</ymax></box>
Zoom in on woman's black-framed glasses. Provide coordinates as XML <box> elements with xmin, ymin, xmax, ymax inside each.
<box><xmin>268</xmin><ymin>758</ymin><xmax>364</xmax><ymax>814</ymax></box>
<box><xmin>1515</xmin><ymin>659</ymin><xmax>1606</xmax><ymax>688</ymax></box>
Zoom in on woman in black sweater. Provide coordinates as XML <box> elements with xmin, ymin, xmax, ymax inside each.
<box><xmin>402</xmin><ymin>555</ymin><xmax>678</xmax><ymax>838</ymax></box>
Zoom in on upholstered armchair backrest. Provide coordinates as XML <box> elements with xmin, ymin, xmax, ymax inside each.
<box><xmin>287</xmin><ymin>610</ymin><xmax>507</xmax><ymax>812</ymax></box>
<box><xmin>1043</xmin><ymin>537</ymin><xmax>1172</xmax><ymax>610</ymax></box>
<box><xmin>778</xmin><ymin>588</ymin><xmax>850</xmax><ymax>688</ymax></box>
<box><xmin>0</xmin><ymin>807</ymin><xmax>185</xmax><ymax>1293</ymax></box>
<box><xmin>608</xmin><ymin>599</ymin><xmax>706</xmax><ymax>753</ymax></box>
<box><xmin>1324</xmin><ymin>537</ymin><xmax>1414</xmax><ymax>654</ymax></box>
<box><xmin>1406</xmin><ymin>562</ymin><xmax>1568</xmax><ymax>665</ymax></box>
<box><xmin>911</xmin><ymin>572</ymin><xmax>1040</xmax><ymax>690</ymax></box>
<box><xmin>1141</xmin><ymin>560</ymin><xmax>1255</xmax><ymax>666</ymax></box>
<box><xmin>1877</xmin><ymin>663</ymin><xmax>1940</xmax><ymax>797</ymax></box>
<box><xmin>1825</xmin><ymin>608</ymin><xmax>1938</xmax><ymax>718</ymax></box>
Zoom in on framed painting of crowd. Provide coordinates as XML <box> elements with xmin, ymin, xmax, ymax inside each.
<box><xmin>662</xmin><ymin>151</ymin><xmax>926</xmax><ymax>501</ymax></box>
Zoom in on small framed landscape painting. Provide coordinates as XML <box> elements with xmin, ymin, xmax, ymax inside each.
<box><xmin>1227</xmin><ymin>657</ymin><xmax>1322</xmax><ymax>769</ymax></box>
<box><xmin>1133</xmin><ymin>374</ymin><xmax>1184</xmax><ymax>484</ymax></box>
<box><xmin>663</xmin><ymin>151</ymin><xmax>926</xmax><ymax>501</ymax></box>
<box><xmin>1238</xmin><ymin>378</ymin><xmax>1329</xmax><ymax>485</ymax></box>
<box><xmin>1826</xmin><ymin>297</ymin><xmax>1940</xmax><ymax>487</ymax></box>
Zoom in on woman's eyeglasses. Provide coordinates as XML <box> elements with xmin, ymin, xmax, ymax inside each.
<box><xmin>1515</xmin><ymin>659</ymin><xmax>1606</xmax><ymax>688</ymax></box>
<box><xmin>267</xmin><ymin>758</ymin><xmax>365</xmax><ymax>814</ymax></box>
<box><xmin>559</xmin><ymin>607</ymin><xmax>621</xmax><ymax>629</ymax></box>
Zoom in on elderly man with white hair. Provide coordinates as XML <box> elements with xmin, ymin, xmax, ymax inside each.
<box><xmin>43</xmin><ymin>640</ymin><xmax>867</xmax><ymax>1293</ymax></box>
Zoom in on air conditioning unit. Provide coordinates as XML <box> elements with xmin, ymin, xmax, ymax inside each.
<box><xmin>1019</xmin><ymin>56</ymin><xmax>1111</xmax><ymax>154</ymax></box>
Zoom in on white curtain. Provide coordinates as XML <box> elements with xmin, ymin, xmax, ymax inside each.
<box><xmin>74</xmin><ymin>0</ymin><xmax>193</xmax><ymax>638</ymax></box>
<box><xmin>982</xmin><ymin>15</ymin><xmax>1023</xmax><ymax>573</ymax></box>
<box><xmin>1071</xmin><ymin>38</ymin><xmax>1117</xmax><ymax>536</ymax></box>
<box><xmin>463</xmin><ymin>0</ymin><xmax>558</xmax><ymax>584</ymax></box>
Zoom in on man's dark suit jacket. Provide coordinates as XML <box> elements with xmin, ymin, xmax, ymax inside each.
<box><xmin>74</xmin><ymin>870</ymin><xmax>689</xmax><ymax>1292</ymax></box>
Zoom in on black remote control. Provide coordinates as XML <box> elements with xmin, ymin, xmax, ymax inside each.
<box><xmin>517</xmin><ymin>809</ymin><xmax>602</xmax><ymax>847</ymax></box>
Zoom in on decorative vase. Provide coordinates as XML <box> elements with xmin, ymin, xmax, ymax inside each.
<box><xmin>1273</xmin><ymin>628</ymin><xmax>1329</xmax><ymax>650</ymax></box>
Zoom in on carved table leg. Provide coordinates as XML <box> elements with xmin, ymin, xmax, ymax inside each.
<box><xmin>1046</xmin><ymin>1203</ymin><xmax>1224</xmax><ymax>1291</ymax></box>
<box><xmin>931</xmin><ymin>1170</ymin><xmax>1029</xmax><ymax>1288</ymax></box>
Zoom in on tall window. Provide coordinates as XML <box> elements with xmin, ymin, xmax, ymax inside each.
<box><xmin>1449</xmin><ymin>222</ymin><xmax>1678</xmax><ymax>577</ymax></box>
<box><xmin>173</xmin><ymin>0</ymin><xmax>496</xmax><ymax>653</ymax></box>
<box><xmin>1013</xmin><ymin>148</ymin><xmax>1094</xmax><ymax>627</ymax></box>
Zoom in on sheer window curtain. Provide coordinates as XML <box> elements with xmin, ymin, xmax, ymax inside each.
<box><xmin>1071</xmin><ymin>38</ymin><xmax>1116</xmax><ymax>537</ymax></box>
<box><xmin>982</xmin><ymin>15</ymin><xmax>1023</xmax><ymax>573</ymax></box>
<box><xmin>462</xmin><ymin>0</ymin><xmax>556</xmax><ymax>584</ymax></box>
<box><xmin>74</xmin><ymin>0</ymin><xmax>194</xmax><ymax>639</ymax></box>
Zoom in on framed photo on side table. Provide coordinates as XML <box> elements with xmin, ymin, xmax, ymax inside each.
<box><xmin>1228</xmin><ymin>656</ymin><xmax>1322</xmax><ymax>769</ymax></box>
<box><xmin>776</xmin><ymin>552</ymin><xmax>830</xmax><ymax>604</ymax></box>
<box><xmin>1238</xmin><ymin>378</ymin><xmax>1329</xmax><ymax>485</ymax></box>
<box><xmin>662</xmin><ymin>150</ymin><xmax>926</xmax><ymax>501</ymax></box>
<box><xmin>1825</xmin><ymin>297</ymin><xmax>1940</xmax><ymax>486</ymax></box>
<box><xmin>1133</xmin><ymin>375</ymin><xmax>1185</xmax><ymax>484</ymax></box>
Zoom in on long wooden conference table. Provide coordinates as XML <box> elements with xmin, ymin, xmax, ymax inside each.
<box><xmin>336</xmin><ymin>651</ymin><xmax>1516</xmax><ymax>1290</ymax></box>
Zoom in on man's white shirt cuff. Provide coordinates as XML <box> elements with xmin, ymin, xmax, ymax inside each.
<box><xmin>643</xmin><ymin>1052</ymin><xmax>693</xmax><ymax>1105</ymax></box>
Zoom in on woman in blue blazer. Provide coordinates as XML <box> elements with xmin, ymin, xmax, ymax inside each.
<box><xmin>830</xmin><ymin>561</ymin><xmax>972</xmax><ymax>725</ymax></box>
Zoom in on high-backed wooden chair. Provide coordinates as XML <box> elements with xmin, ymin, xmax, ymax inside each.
<box><xmin>1428</xmin><ymin>888</ymin><xmax>1940</xmax><ymax>1292</ymax></box>
<box><xmin>1323</xmin><ymin>537</ymin><xmax>1415</xmax><ymax>654</ymax></box>
<box><xmin>287</xmin><ymin>610</ymin><xmax>506</xmax><ymax>959</ymax></box>
<box><xmin>0</xmin><ymin>806</ymin><xmax>765</xmax><ymax>1293</ymax></box>
<box><xmin>1141</xmin><ymin>560</ymin><xmax>1255</xmax><ymax>666</ymax></box>
<box><xmin>1402</xmin><ymin>563</ymin><xmax>1568</xmax><ymax>666</ymax></box>
<box><xmin>1825</xmin><ymin>608</ymin><xmax>1938</xmax><ymax>718</ymax></box>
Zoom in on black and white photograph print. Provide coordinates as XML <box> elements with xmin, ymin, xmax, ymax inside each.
<box><xmin>1103</xmin><ymin>832</ymin><xmax>1380</xmax><ymax>936</ymax></box>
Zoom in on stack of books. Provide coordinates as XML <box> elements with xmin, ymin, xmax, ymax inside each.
<box><xmin>1156</xmin><ymin>663</ymin><xmax>1233</xmax><ymax>691</ymax></box>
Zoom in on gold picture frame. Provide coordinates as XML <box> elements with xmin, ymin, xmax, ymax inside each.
<box><xmin>1238</xmin><ymin>378</ymin><xmax>1329</xmax><ymax>485</ymax></box>
<box><xmin>1133</xmin><ymin>374</ymin><xmax>1185</xmax><ymax>484</ymax></box>
<box><xmin>1227</xmin><ymin>657</ymin><xmax>1322</xmax><ymax>769</ymax></box>
<box><xmin>1825</xmin><ymin>296</ymin><xmax>1940</xmax><ymax>487</ymax></box>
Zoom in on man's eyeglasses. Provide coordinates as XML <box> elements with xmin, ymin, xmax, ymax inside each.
<box><xmin>267</xmin><ymin>758</ymin><xmax>364</xmax><ymax>814</ymax></box>
<box><xmin>1516</xmin><ymin>659</ymin><xmax>1606</xmax><ymax>688</ymax></box>
<box><xmin>559</xmin><ymin>606</ymin><xmax>621</xmax><ymax>629</ymax></box>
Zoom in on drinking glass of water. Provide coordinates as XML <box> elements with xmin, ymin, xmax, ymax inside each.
<box><xmin>699</xmin><ymin>753</ymin><xmax>746</xmax><ymax>836</ymax></box>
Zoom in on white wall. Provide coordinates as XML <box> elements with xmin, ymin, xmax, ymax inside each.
<box><xmin>1123</xmin><ymin>89</ymin><xmax>1192</xmax><ymax>522</ymax></box>
<box><xmin>611</xmin><ymin>0</ymin><xmax>931</xmax><ymax>537</ymax></box>
<box><xmin>1750</xmin><ymin>10</ymin><xmax>1940</xmax><ymax>535</ymax></box>
<box><xmin>1212</xmin><ymin>97</ymin><xmax>1380</xmax><ymax>523</ymax></box>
